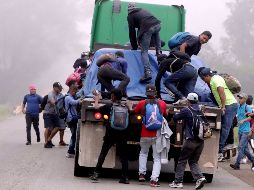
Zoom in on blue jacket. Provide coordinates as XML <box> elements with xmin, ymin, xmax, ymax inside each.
<box><xmin>110</xmin><ymin>57</ymin><xmax>128</xmax><ymax>74</ymax></box>
<box><xmin>23</xmin><ymin>94</ymin><xmax>42</xmax><ymax>115</ymax></box>
<box><xmin>64</xmin><ymin>95</ymin><xmax>80</xmax><ymax>122</ymax></box>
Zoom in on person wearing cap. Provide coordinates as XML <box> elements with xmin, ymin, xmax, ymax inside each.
<box><xmin>171</xmin><ymin>31</ymin><xmax>212</xmax><ymax>57</ymax></box>
<box><xmin>230</xmin><ymin>93</ymin><xmax>254</xmax><ymax>171</ymax></box>
<box><xmin>155</xmin><ymin>51</ymin><xmax>192</xmax><ymax>99</ymax></box>
<box><xmin>162</xmin><ymin>51</ymin><xmax>198</xmax><ymax>103</ymax></box>
<box><xmin>127</xmin><ymin>3</ymin><xmax>161</xmax><ymax>83</ymax></box>
<box><xmin>43</xmin><ymin>82</ymin><xmax>63</xmax><ymax>148</ymax></box>
<box><xmin>198</xmin><ymin>67</ymin><xmax>237</xmax><ymax>161</ymax></box>
<box><xmin>97</xmin><ymin>51</ymin><xmax>130</xmax><ymax>97</ymax></box>
<box><xmin>127</xmin><ymin>84</ymin><xmax>167</xmax><ymax>187</ymax></box>
<box><xmin>169</xmin><ymin>93</ymin><xmax>207</xmax><ymax>189</ymax></box>
<box><xmin>90</xmin><ymin>88</ymin><xmax>129</xmax><ymax>184</ymax></box>
<box><xmin>22</xmin><ymin>84</ymin><xmax>42</xmax><ymax>145</ymax></box>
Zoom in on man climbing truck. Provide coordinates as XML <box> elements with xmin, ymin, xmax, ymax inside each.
<box><xmin>74</xmin><ymin>0</ymin><xmax>236</xmax><ymax>184</ymax></box>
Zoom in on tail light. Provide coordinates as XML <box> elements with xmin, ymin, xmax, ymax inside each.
<box><xmin>94</xmin><ymin>112</ymin><xmax>102</xmax><ymax>120</ymax></box>
<box><xmin>137</xmin><ymin>115</ymin><xmax>142</xmax><ymax>120</ymax></box>
<box><xmin>103</xmin><ymin>114</ymin><xmax>109</xmax><ymax>120</ymax></box>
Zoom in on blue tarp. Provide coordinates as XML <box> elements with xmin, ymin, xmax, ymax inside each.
<box><xmin>83</xmin><ymin>48</ymin><xmax>211</xmax><ymax>102</ymax></box>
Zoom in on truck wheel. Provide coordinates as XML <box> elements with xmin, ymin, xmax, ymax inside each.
<box><xmin>204</xmin><ymin>174</ymin><xmax>213</xmax><ymax>183</ymax></box>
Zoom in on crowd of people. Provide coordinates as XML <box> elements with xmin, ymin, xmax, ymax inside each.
<box><xmin>21</xmin><ymin>2</ymin><xmax>254</xmax><ymax>190</ymax></box>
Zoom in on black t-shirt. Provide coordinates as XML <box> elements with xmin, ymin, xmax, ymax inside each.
<box><xmin>173</xmin><ymin>36</ymin><xmax>201</xmax><ymax>57</ymax></box>
<box><xmin>99</xmin><ymin>103</ymin><xmax>128</xmax><ymax>141</ymax></box>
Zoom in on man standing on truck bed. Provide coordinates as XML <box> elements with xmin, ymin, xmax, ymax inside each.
<box><xmin>127</xmin><ymin>3</ymin><xmax>161</xmax><ymax>83</ymax></box>
<box><xmin>198</xmin><ymin>67</ymin><xmax>237</xmax><ymax>162</ymax></box>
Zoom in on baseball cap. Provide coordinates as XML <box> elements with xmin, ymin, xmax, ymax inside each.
<box><xmin>237</xmin><ymin>93</ymin><xmax>248</xmax><ymax>99</ymax></box>
<box><xmin>198</xmin><ymin>67</ymin><xmax>214</xmax><ymax>78</ymax></box>
<box><xmin>29</xmin><ymin>84</ymin><xmax>36</xmax><ymax>90</ymax></box>
<box><xmin>53</xmin><ymin>82</ymin><xmax>63</xmax><ymax>89</ymax></box>
<box><xmin>187</xmin><ymin>93</ymin><xmax>199</xmax><ymax>102</ymax></box>
<box><xmin>146</xmin><ymin>84</ymin><xmax>156</xmax><ymax>96</ymax></box>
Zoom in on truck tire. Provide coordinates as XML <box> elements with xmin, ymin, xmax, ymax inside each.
<box><xmin>204</xmin><ymin>173</ymin><xmax>213</xmax><ymax>183</ymax></box>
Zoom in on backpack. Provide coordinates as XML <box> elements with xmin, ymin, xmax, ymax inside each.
<box><xmin>110</xmin><ymin>103</ymin><xmax>129</xmax><ymax>130</ymax></box>
<box><xmin>219</xmin><ymin>73</ymin><xmax>241</xmax><ymax>94</ymax></box>
<box><xmin>56</xmin><ymin>95</ymin><xmax>68</xmax><ymax>120</ymax></box>
<box><xmin>168</xmin><ymin>32</ymin><xmax>191</xmax><ymax>49</ymax></box>
<box><xmin>65</xmin><ymin>70</ymin><xmax>81</xmax><ymax>86</ymax></box>
<box><xmin>96</xmin><ymin>54</ymin><xmax>116</xmax><ymax>67</ymax></box>
<box><xmin>188</xmin><ymin>106</ymin><xmax>212</xmax><ymax>140</ymax></box>
<box><xmin>39</xmin><ymin>95</ymin><xmax>48</xmax><ymax>112</ymax></box>
<box><xmin>142</xmin><ymin>100</ymin><xmax>163</xmax><ymax>131</ymax></box>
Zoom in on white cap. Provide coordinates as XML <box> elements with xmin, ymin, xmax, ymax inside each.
<box><xmin>187</xmin><ymin>93</ymin><xmax>199</xmax><ymax>102</ymax></box>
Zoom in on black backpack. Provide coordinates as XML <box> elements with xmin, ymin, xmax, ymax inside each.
<box><xmin>39</xmin><ymin>95</ymin><xmax>48</xmax><ymax>112</ymax></box>
<box><xmin>188</xmin><ymin>106</ymin><xmax>211</xmax><ymax>140</ymax></box>
<box><xmin>56</xmin><ymin>95</ymin><xmax>68</xmax><ymax>120</ymax></box>
<box><xmin>110</xmin><ymin>103</ymin><xmax>129</xmax><ymax>131</ymax></box>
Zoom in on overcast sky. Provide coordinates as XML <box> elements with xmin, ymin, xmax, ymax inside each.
<box><xmin>83</xmin><ymin>0</ymin><xmax>233</xmax><ymax>50</ymax></box>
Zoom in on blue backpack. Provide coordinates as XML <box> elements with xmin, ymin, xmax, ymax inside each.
<box><xmin>110</xmin><ymin>103</ymin><xmax>129</xmax><ymax>130</ymax></box>
<box><xmin>168</xmin><ymin>32</ymin><xmax>191</xmax><ymax>49</ymax></box>
<box><xmin>143</xmin><ymin>100</ymin><xmax>163</xmax><ymax>131</ymax></box>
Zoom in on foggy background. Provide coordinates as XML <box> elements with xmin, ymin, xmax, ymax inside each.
<box><xmin>0</xmin><ymin>0</ymin><xmax>253</xmax><ymax>108</ymax></box>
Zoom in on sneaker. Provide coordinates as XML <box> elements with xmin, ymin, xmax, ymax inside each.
<box><xmin>44</xmin><ymin>142</ymin><xmax>53</xmax><ymax>148</ymax></box>
<box><xmin>66</xmin><ymin>153</ymin><xmax>75</xmax><ymax>158</ymax></box>
<box><xmin>195</xmin><ymin>177</ymin><xmax>207</xmax><ymax>189</ymax></box>
<box><xmin>49</xmin><ymin>141</ymin><xmax>55</xmax><ymax>147</ymax></box>
<box><xmin>150</xmin><ymin>180</ymin><xmax>160</xmax><ymax>187</ymax></box>
<box><xmin>59</xmin><ymin>141</ymin><xmax>68</xmax><ymax>146</ymax></box>
<box><xmin>223</xmin><ymin>144</ymin><xmax>237</xmax><ymax>151</ymax></box>
<box><xmin>251</xmin><ymin>163</ymin><xmax>254</xmax><ymax>171</ymax></box>
<box><xmin>119</xmin><ymin>177</ymin><xmax>130</xmax><ymax>184</ymax></box>
<box><xmin>218</xmin><ymin>153</ymin><xmax>225</xmax><ymax>162</ymax></box>
<box><xmin>25</xmin><ymin>142</ymin><xmax>31</xmax><ymax>145</ymax></box>
<box><xmin>169</xmin><ymin>181</ymin><xmax>183</xmax><ymax>189</ymax></box>
<box><xmin>240</xmin><ymin>157</ymin><xmax>247</xmax><ymax>164</ymax></box>
<box><xmin>230</xmin><ymin>164</ymin><xmax>240</xmax><ymax>170</ymax></box>
<box><xmin>90</xmin><ymin>172</ymin><xmax>99</xmax><ymax>181</ymax></box>
<box><xmin>139</xmin><ymin>72</ymin><xmax>152</xmax><ymax>83</ymax></box>
<box><xmin>138</xmin><ymin>174</ymin><xmax>146</xmax><ymax>182</ymax></box>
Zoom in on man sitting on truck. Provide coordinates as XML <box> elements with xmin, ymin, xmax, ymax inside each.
<box><xmin>97</xmin><ymin>51</ymin><xmax>130</xmax><ymax>98</ymax></box>
<box><xmin>170</xmin><ymin>31</ymin><xmax>212</xmax><ymax>57</ymax></box>
<box><xmin>155</xmin><ymin>51</ymin><xmax>191</xmax><ymax>99</ymax></box>
<box><xmin>90</xmin><ymin>88</ymin><xmax>129</xmax><ymax>184</ymax></box>
<box><xmin>127</xmin><ymin>84</ymin><xmax>167</xmax><ymax>187</ymax></box>
<box><xmin>198</xmin><ymin>67</ymin><xmax>238</xmax><ymax>162</ymax></box>
<box><xmin>127</xmin><ymin>3</ymin><xmax>161</xmax><ymax>83</ymax></box>
<box><xmin>169</xmin><ymin>93</ymin><xmax>207</xmax><ymax>189</ymax></box>
<box><xmin>163</xmin><ymin>52</ymin><xmax>198</xmax><ymax>104</ymax></box>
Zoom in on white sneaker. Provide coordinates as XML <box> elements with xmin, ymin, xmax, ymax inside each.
<box><xmin>169</xmin><ymin>181</ymin><xmax>183</xmax><ymax>189</ymax></box>
<box><xmin>66</xmin><ymin>153</ymin><xmax>75</xmax><ymax>158</ymax></box>
<box><xmin>218</xmin><ymin>153</ymin><xmax>225</xmax><ymax>162</ymax></box>
<box><xmin>195</xmin><ymin>177</ymin><xmax>207</xmax><ymax>189</ymax></box>
<box><xmin>240</xmin><ymin>157</ymin><xmax>247</xmax><ymax>164</ymax></box>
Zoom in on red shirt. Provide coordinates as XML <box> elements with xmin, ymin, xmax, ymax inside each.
<box><xmin>134</xmin><ymin>99</ymin><xmax>167</xmax><ymax>137</ymax></box>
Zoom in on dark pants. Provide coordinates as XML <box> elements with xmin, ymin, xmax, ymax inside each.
<box><xmin>26</xmin><ymin>114</ymin><xmax>40</xmax><ymax>142</ymax></box>
<box><xmin>95</xmin><ymin>138</ymin><xmax>128</xmax><ymax>178</ymax></box>
<box><xmin>97</xmin><ymin>65</ymin><xmax>130</xmax><ymax>94</ymax></box>
<box><xmin>67</xmin><ymin>120</ymin><xmax>77</xmax><ymax>154</ymax></box>
<box><xmin>175</xmin><ymin>139</ymin><xmax>204</xmax><ymax>183</ymax></box>
<box><xmin>164</xmin><ymin>64</ymin><xmax>198</xmax><ymax>99</ymax></box>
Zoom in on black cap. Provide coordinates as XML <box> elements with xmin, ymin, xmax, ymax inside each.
<box><xmin>198</xmin><ymin>67</ymin><xmax>214</xmax><ymax>78</ymax></box>
<box><xmin>146</xmin><ymin>84</ymin><xmax>156</xmax><ymax>96</ymax></box>
<box><xmin>53</xmin><ymin>82</ymin><xmax>63</xmax><ymax>89</ymax></box>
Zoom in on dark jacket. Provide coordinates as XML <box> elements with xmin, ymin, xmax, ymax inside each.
<box><xmin>155</xmin><ymin>58</ymin><xmax>187</xmax><ymax>97</ymax></box>
<box><xmin>172</xmin><ymin>35</ymin><xmax>201</xmax><ymax>57</ymax></box>
<box><xmin>127</xmin><ymin>8</ymin><xmax>160</xmax><ymax>50</ymax></box>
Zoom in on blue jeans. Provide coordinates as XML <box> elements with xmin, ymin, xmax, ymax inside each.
<box><xmin>140</xmin><ymin>24</ymin><xmax>161</xmax><ymax>73</ymax></box>
<box><xmin>164</xmin><ymin>64</ymin><xmax>198</xmax><ymax>99</ymax></box>
<box><xmin>219</xmin><ymin>103</ymin><xmax>238</xmax><ymax>153</ymax></box>
<box><xmin>235</xmin><ymin>132</ymin><xmax>254</xmax><ymax>166</ymax></box>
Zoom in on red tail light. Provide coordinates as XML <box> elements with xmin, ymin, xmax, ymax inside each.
<box><xmin>94</xmin><ymin>112</ymin><xmax>102</xmax><ymax>120</ymax></box>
